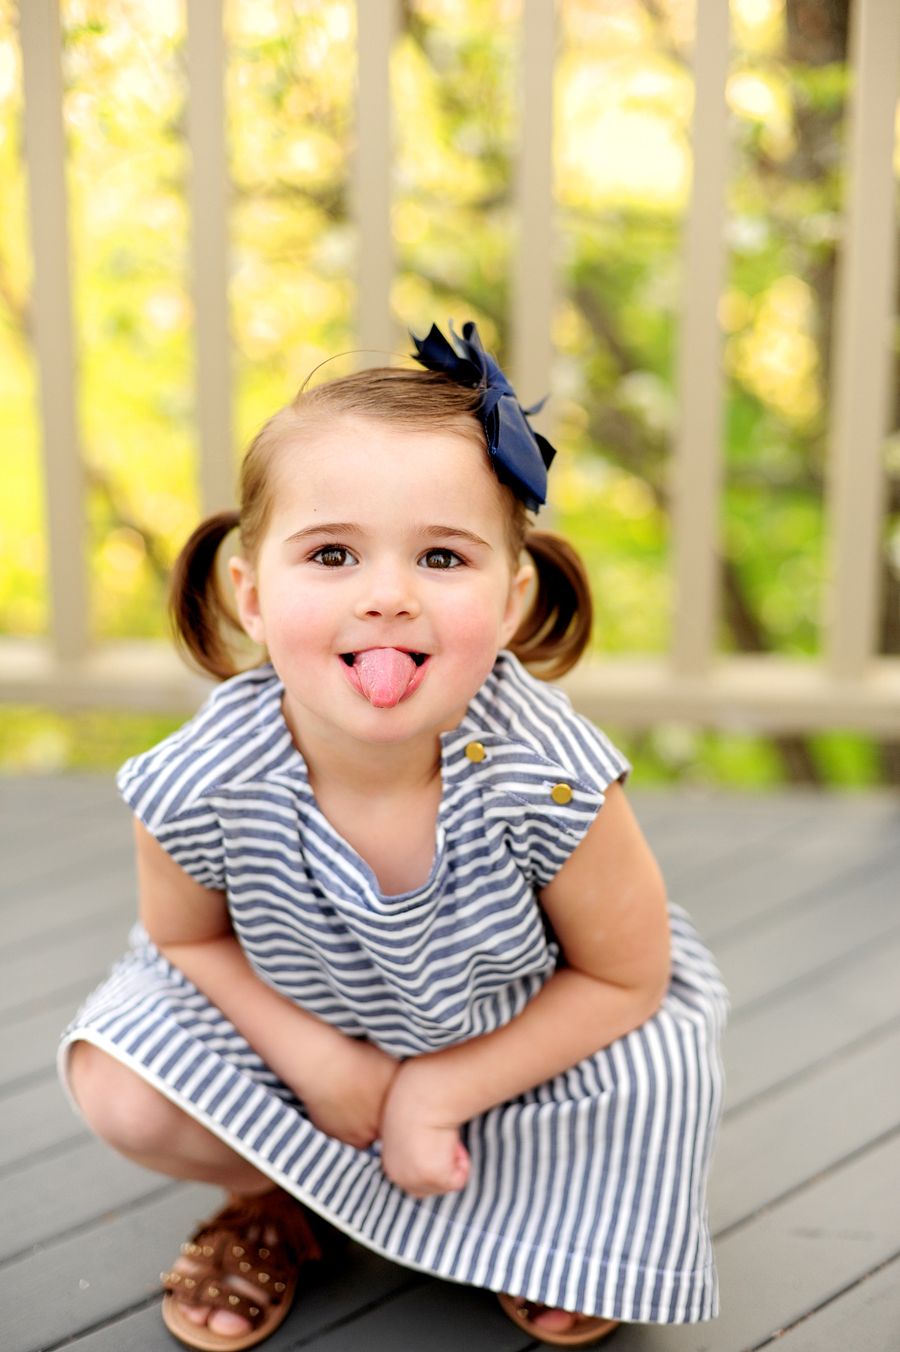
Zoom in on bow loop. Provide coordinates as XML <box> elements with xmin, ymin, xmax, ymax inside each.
<box><xmin>410</xmin><ymin>321</ymin><xmax>556</xmax><ymax>510</ymax></box>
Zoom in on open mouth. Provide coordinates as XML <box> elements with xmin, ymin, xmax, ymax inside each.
<box><xmin>341</xmin><ymin>648</ymin><xmax>429</xmax><ymax>708</ymax></box>
<box><xmin>340</xmin><ymin>652</ymin><xmax>427</xmax><ymax>668</ymax></box>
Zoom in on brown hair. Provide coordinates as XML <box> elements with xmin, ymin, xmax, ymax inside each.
<box><xmin>169</xmin><ymin>367</ymin><xmax>592</xmax><ymax>683</ymax></box>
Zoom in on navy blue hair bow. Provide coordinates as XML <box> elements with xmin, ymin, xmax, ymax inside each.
<box><xmin>410</xmin><ymin>321</ymin><xmax>556</xmax><ymax>511</ymax></box>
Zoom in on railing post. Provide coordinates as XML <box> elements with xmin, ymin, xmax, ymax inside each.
<box><xmin>512</xmin><ymin>0</ymin><xmax>555</xmax><ymax>418</ymax></box>
<box><xmin>825</xmin><ymin>0</ymin><xmax>900</xmax><ymax>680</ymax></box>
<box><xmin>355</xmin><ymin>0</ymin><xmax>397</xmax><ymax>364</ymax></box>
<box><xmin>18</xmin><ymin>0</ymin><xmax>88</xmax><ymax>660</ymax></box>
<box><xmin>186</xmin><ymin>0</ymin><xmax>234</xmax><ymax>514</ymax></box>
<box><xmin>670</xmin><ymin>0</ymin><xmax>731</xmax><ymax>677</ymax></box>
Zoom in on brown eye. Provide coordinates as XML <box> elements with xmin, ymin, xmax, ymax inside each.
<box><xmin>314</xmin><ymin>546</ymin><xmax>354</xmax><ymax>567</ymax></box>
<box><xmin>421</xmin><ymin>549</ymin><xmax>460</xmax><ymax>570</ymax></box>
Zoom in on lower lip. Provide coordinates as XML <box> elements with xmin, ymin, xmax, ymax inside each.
<box><xmin>341</xmin><ymin>653</ymin><xmax>430</xmax><ymax>705</ymax></box>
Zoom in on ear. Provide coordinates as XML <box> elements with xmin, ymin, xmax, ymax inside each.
<box><xmin>499</xmin><ymin>561</ymin><xmax>535</xmax><ymax>648</ymax></box>
<box><xmin>228</xmin><ymin>556</ymin><xmax>267</xmax><ymax>646</ymax></box>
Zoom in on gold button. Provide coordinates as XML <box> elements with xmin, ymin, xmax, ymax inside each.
<box><xmin>550</xmin><ymin>783</ymin><xmax>573</xmax><ymax>804</ymax></box>
<box><xmin>465</xmin><ymin>741</ymin><xmax>486</xmax><ymax>762</ymax></box>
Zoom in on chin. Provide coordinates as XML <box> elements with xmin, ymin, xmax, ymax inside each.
<box><xmin>341</xmin><ymin>694</ymin><xmax>460</xmax><ymax>747</ymax></box>
<box><xmin>354</xmin><ymin>719</ymin><xmax>423</xmax><ymax>746</ymax></box>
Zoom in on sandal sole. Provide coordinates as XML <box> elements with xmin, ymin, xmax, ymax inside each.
<box><xmin>162</xmin><ymin>1290</ymin><xmax>294</xmax><ymax>1351</ymax></box>
<box><xmin>497</xmin><ymin>1293</ymin><xmax>619</xmax><ymax>1347</ymax></box>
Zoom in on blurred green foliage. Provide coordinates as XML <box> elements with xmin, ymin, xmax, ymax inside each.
<box><xmin>0</xmin><ymin>0</ymin><xmax>897</xmax><ymax>784</ymax></box>
<box><xmin>0</xmin><ymin>702</ymin><xmax>880</xmax><ymax>791</ymax></box>
<box><xmin>0</xmin><ymin>704</ymin><xmax>182</xmax><ymax>773</ymax></box>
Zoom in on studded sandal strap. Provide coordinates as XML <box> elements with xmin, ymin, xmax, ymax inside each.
<box><xmin>162</xmin><ymin>1189</ymin><xmax>320</xmax><ymax>1327</ymax></box>
<box><xmin>189</xmin><ymin>1191</ymin><xmax>321</xmax><ymax>1269</ymax></box>
<box><xmin>217</xmin><ymin>1231</ymin><xmax>293</xmax><ymax>1311</ymax></box>
<box><xmin>160</xmin><ymin>1267</ymin><xmax>269</xmax><ymax>1329</ymax></box>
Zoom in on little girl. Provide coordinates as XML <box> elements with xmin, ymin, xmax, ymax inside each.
<box><xmin>62</xmin><ymin>324</ymin><xmax>727</xmax><ymax>1350</ymax></box>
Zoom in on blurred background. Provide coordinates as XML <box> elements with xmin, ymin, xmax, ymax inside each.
<box><xmin>0</xmin><ymin>0</ymin><xmax>898</xmax><ymax>787</ymax></box>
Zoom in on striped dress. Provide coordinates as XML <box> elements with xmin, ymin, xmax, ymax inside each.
<box><xmin>61</xmin><ymin>653</ymin><xmax>727</xmax><ymax>1324</ymax></box>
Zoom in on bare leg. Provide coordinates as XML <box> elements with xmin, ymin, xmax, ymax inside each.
<box><xmin>68</xmin><ymin>1040</ymin><xmax>271</xmax><ymax>1191</ymax></box>
<box><xmin>69</xmin><ymin>1040</ymin><xmax>280</xmax><ymax>1336</ymax></box>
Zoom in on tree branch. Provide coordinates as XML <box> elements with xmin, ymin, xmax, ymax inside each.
<box><xmin>85</xmin><ymin>464</ymin><xmax>171</xmax><ymax>585</ymax></box>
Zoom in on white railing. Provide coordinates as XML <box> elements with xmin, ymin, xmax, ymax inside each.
<box><xmin>3</xmin><ymin>0</ymin><xmax>900</xmax><ymax>731</ymax></box>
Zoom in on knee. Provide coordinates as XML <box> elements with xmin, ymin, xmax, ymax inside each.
<box><xmin>68</xmin><ymin>1040</ymin><xmax>183</xmax><ymax>1156</ymax></box>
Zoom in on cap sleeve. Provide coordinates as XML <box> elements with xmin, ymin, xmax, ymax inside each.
<box><xmin>117</xmin><ymin>727</ymin><xmax>228</xmax><ymax>892</ymax></box>
<box><xmin>442</xmin><ymin>731</ymin><xmax>629</xmax><ymax>891</ymax></box>
<box><xmin>522</xmin><ymin>723</ymin><xmax>631</xmax><ymax>888</ymax></box>
<box><xmin>450</xmin><ymin>654</ymin><xmax>631</xmax><ymax>889</ymax></box>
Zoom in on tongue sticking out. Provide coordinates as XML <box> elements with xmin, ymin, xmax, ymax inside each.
<box><xmin>354</xmin><ymin>648</ymin><xmax>418</xmax><ymax>708</ymax></box>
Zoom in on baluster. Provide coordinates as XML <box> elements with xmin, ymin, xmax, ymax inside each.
<box><xmin>18</xmin><ymin>0</ymin><xmax>88</xmax><ymax>659</ymax></box>
<box><xmin>670</xmin><ymin>0</ymin><xmax>731</xmax><ymax>677</ymax></box>
<box><xmin>355</xmin><ymin>0</ymin><xmax>397</xmax><ymax>364</ymax></box>
<box><xmin>512</xmin><ymin>0</ymin><xmax>555</xmax><ymax>426</ymax></box>
<box><xmin>825</xmin><ymin>0</ymin><xmax>900</xmax><ymax>679</ymax></box>
<box><xmin>186</xmin><ymin>0</ymin><xmax>234</xmax><ymax>514</ymax></box>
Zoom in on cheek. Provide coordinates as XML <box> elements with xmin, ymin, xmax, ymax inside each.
<box><xmin>257</xmin><ymin>576</ymin><xmax>337</xmax><ymax>649</ymax></box>
<box><xmin>437</xmin><ymin>582</ymin><xmax>509</xmax><ymax>658</ymax></box>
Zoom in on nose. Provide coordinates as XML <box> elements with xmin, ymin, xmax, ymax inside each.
<box><xmin>353</xmin><ymin>558</ymin><xmax>421</xmax><ymax>622</ymax></box>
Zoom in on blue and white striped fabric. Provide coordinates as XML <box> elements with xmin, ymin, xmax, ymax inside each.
<box><xmin>62</xmin><ymin>653</ymin><xmax>727</xmax><ymax>1323</ymax></box>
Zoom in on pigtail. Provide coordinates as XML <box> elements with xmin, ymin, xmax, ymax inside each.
<box><xmin>509</xmin><ymin>530</ymin><xmax>593</xmax><ymax>680</ymax></box>
<box><xmin>168</xmin><ymin>510</ymin><xmax>245</xmax><ymax>681</ymax></box>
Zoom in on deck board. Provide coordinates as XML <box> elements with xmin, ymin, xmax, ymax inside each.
<box><xmin>770</xmin><ymin>1252</ymin><xmax>900</xmax><ymax>1351</ymax></box>
<box><xmin>2</xmin><ymin>1183</ymin><xmax>223</xmax><ymax>1352</ymax></box>
<box><xmin>1</xmin><ymin>776</ymin><xmax>897</xmax><ymax>1352</ymax></box>
<box><xmin>714</xmin><ymin>857</ymin><xmax>900</xmax><ymax>1008</ymax></box>
<box><xmin>722</xmin><ymin>932</ymin><xmax>900</xmax><ymax>1109</ymax></box>
<box><xmin>0</xmin><ymin>820</ymin><xmax>132</xmax><ymax>900</ymax></box>
<box><xmin>0</xmin><ymin>1078</ymin><xmax>90</xmax><ymax>1173</ymax></box>
<box><xmin>0</xmin><ymin>998</ymin><xmax>84</xmax><ymax>1089</ymax></box>
<box><xmin>0</xmin><ymin>917</ymin><xmax>134</xmax><ymax>1019</ymax></box>
<box><xmin>0</xmin><ymin>894</ymin><xmax>133</xmax><ymax>960</ymax></box>
<box><xmin>685</xmin><ymin>815</ymin><xmax>900</xmax><ymax>942</ymax></box>
<box><xmin>612</xmin><ymin>1131</ymin><xmax>900</xmax><ymax>1352</ymax></box>
<box><xmin>708</xmin><ymin>1021</ymin><xmax>900</xmax><ymax>1233</ymax></box>
<box><xmin>0</xmin><ymin>1141</ymin><xmax>170</xmax><ymax>1264</ymax></box>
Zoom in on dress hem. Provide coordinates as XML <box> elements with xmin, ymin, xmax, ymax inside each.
<box><xmin>58</xmin><ymin>1027</ymin><xmax>718</xmax><ymax>1325</ymax></box>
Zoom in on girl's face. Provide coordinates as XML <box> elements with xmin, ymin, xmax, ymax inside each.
<box><xmin>230</xmin><ymin>414</ymin><xmax>532</xmax><ymax>749</ymax></box>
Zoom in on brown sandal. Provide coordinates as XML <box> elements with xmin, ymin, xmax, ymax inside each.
<box><xmin>497</xmin><ymin>1293</ymin><xmax>620</xmax><ymax>1347</ymax></box>
<box><xmin>160</xmin><ymin>1188</ymin><xmax>322</xmax><ymax>1351</ymax></box>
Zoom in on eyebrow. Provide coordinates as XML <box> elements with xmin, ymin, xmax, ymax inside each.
<box><xmin>284</xmin><ymin>522</ymin><xmax>492</xmax><ymax>549</ymax></box>
<box><xmin>416</xmin><ymin>525</ymin><xmax>492</xmax><ymax>549</ymax></box>
<box><xmin>284</xmin><ymin>522</ymin><xmax>360</xmax><ymax>544</ymax></box>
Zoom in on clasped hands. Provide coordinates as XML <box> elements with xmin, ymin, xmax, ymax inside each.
<box><xmin>299</xmin><ymin>1036</ymin><xmax>470</xmax><ymax>1199</ymax></box>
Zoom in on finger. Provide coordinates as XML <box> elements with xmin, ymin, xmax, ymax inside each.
<box><xmin>413</xmin><ymin>1159</ymin><xmax>470</xmax><ymax>1197</ymax></box>
<box><xmin>446</xmin><ymin>1162</ymin><xmax>469</xmax><ymax>1191</ymax></box>
<box><xmin>391</xmin><ymin>1161</ymin><xmax>461</xmax><ymax>1198</ymax></box>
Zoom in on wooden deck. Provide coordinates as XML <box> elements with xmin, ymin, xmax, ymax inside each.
<box><xmin>1</xmin><ymin>776</ymin><xmax>899</xmax><ymax>1351</ymax></box>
